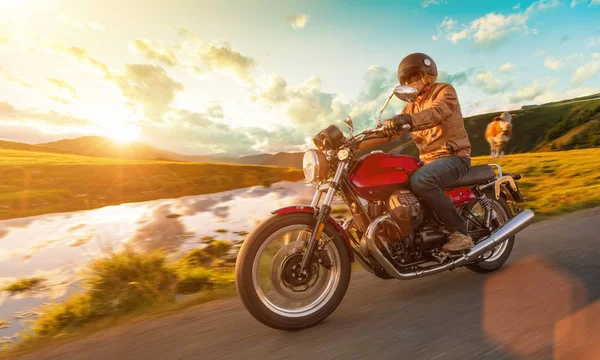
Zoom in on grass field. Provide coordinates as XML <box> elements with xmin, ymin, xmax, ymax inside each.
<box><xmin>0</xmin><ymin>149</ymin><xmax>304</xmax><ymax>220</ymax></box>
<box><xmin>471</xmin><ymin>148</ymin><xmax>600</xmax><ymax>220</ymax></box>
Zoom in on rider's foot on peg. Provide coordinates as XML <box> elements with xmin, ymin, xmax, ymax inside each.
<box><xmin>442</xmin><ymin>231</ymin><xmax>474</xmax><ymax>252</ymax></box>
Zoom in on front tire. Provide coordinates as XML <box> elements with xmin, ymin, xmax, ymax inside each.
<box><xmin>235</xmin><ymin>212</ymin><xmax>351</xmax><ymax>330</ymax></box>
<box><xmin>465</xmin><ymin>192</ymin><xmax>515</xmax><ymax>273</ymax></box>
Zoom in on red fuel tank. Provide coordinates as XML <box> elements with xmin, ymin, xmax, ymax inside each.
<box><xmin>348</xmin><ymin>153</ymin><xmax>422</xmax><ymax>201</ymax></box>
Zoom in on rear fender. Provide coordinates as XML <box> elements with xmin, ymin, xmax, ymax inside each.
<box><xmin>272</xmin><ymin>206</ymin><xmax>354</xmax><ymax>262</ymax></box>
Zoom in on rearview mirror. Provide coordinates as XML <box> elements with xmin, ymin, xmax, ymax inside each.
<box><xmin>376</xmin><ymin>85</ymin><xmax>419</xmax><ymax>126</ymax></box>
<box><xmin>393</xmin><ymin>85</ymin><xmax>418</xmax><ymax>103</ymax></box>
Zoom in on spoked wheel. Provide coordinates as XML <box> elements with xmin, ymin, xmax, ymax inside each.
<box><xmin>464</xmin><ymin>191</ymin><xmax>515</xmax><ymax>273</ymax></box>
<box><xmin>236</xmin><ymin>213</ymin><xmax>351</xmax><ymax>330</ymax></box>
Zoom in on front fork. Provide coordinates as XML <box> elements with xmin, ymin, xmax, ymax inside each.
<box><xmin>300</xmin><ymin>161</ymin><xmax>347</xmax><ymax>271</ymax></box>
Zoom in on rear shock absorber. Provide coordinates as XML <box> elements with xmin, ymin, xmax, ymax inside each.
<box><xmin>475</xmin><ymin>189</ymin><xmax>495</xmax><ymax>229</ymax></box>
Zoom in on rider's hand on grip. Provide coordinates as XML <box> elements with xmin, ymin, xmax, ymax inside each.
<box><xmin>383</xmin><ymin>114</ymin><xmax>412</xmax><ymax>136</ymax></box>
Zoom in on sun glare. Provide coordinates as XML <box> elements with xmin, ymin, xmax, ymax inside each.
<box><xmin>102</xmin><ymin>124</ymin><xmax>139</xmax><ymax>144</ymax></box>
<box><xmin>0</xmin><ymin>0</ymin><xmax>24</xmax><ymax>9</ymax></box>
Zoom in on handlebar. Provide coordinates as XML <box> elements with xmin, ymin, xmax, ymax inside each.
<box><xmin>363</xmin><ymin>123</ymin><xmax>412</xmax><ymax>135</ymax></box>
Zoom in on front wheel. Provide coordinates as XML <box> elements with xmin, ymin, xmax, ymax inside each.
<box><xmin>464</xmin><ymin>192</ymin><xmax>515</xmax><ymax>273</ymax></box>
<box><xmin>235</xmin><ymin>213</ymin><xmax>351</xmax><ymax>330</ymax></box>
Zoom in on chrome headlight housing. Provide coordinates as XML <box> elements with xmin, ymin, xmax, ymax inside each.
<box><xmin>303</xmin><ymin>149</ymin><xmax>329</xmax><ymax>183</ymax></box>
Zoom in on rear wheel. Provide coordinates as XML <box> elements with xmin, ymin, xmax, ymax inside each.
<box><xmin>464</xmin><ymin>191</ymin><xmax>514</xmax><ymax>273</ymax></box>
<box><xmin>235</xmin><ymin>213</ymin><xmax>351</xmax><ymax>330</ymax></box>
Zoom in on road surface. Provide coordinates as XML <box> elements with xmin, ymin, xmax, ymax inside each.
<box><xmin>13</xmin><ymin>207</ymin><xmax>600</xmax><ymax>360</ymax></box>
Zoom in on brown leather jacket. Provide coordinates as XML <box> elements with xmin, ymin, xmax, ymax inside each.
<box><xmin>402</xmin><ymin>83</ymin><xmax>471</xmax><ymax>164</ymax></box>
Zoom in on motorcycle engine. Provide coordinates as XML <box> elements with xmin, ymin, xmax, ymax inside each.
<box><xmin>387</xmin><ymin>190</ymin><xmax>424</xmax><ymax>236</ymax></box>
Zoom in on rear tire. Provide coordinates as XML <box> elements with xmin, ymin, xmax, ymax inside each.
<box><xmin>235</xmin><ymin>212</ymin><xmax>351</xmax><ymax>330</ymax></box>
<box><xmin>465</xmin><ymin>192</ymin><xmax>514</xmax><ymax>274</ymax></box>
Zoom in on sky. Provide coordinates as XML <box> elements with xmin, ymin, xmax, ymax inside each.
<box><xmin>0</xmin><ymin>0</ymin><xmax>599</xmax><ymax>156</ymax></box>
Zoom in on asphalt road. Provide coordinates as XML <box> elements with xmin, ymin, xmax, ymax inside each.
<box><xmin>13</xmin><ymin>207</ymin><xmax>600</xmax><ymax>360</ymax></box>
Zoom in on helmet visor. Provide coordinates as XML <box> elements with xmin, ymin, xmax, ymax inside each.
<box><xmin>398</xmin><ymin>66</ymin><xmax>423</xmax><ymax>86</ymax></box>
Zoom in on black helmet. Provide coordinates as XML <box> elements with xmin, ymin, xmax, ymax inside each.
<box><xmin>397</xmin><ymin>53</ymin><xmax>438</xmax><ymax>86</ymax></box>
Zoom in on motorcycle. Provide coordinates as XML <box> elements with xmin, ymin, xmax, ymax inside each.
<box><xmin>235</xmin><ymin>85</ymin><xmax>535</xmax><ymax>330</ymax></box>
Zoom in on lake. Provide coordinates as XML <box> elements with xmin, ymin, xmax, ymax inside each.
<box><xmin>0</xmin><ymin>180</ymin><xmax>346</xmax><ymax>342</ymax></box>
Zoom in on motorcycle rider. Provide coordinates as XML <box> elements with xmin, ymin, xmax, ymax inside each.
<box><xmin>382</xmin><ymin>53</ymin><xmax>474</xmax><ymax>252</ymax></box>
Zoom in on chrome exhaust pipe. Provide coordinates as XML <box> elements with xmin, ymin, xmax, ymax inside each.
<box><xmin>365</xmin><ymin>209</ymin><xmax>535</xmax><ymax>280</ymax></box>
<box><xmin>453</xmin><ymin>209</ymin><xmax>535</xmax><ymax>266</ymax></box>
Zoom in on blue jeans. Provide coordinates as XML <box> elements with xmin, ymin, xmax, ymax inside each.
<box><xmin>409</xmin><ymin>156</ymin><xmax>471</xmax><ymax>232</ymax></box>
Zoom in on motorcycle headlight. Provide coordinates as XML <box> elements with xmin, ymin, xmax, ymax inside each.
<box><xmin>303</xmin><ymin>150</ymin><xmax>329</xmax><ymax>183</ymax></box>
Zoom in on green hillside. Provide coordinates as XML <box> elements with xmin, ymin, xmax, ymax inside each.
<box><xmin>464</xmin><ymin>95</ymin><xmax>600</xmax><ymax>156</ymax></box>
<box><xmin>381</xmin><ymin>94</ymin><xmax>600</xmax><ymax>157</ymax></box>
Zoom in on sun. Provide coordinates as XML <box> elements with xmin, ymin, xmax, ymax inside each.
<box><xmin>102</xmin><ymin>124</ymin><xmax>139</xmax><ymax>144</ymax></box>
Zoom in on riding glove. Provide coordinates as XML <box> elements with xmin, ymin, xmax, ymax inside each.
<box><xmin>383</xmin><ymin>114</ymin><xmax>412</xmax><ymax>137</ymax></box>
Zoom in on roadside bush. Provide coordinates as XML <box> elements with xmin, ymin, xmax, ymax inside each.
<box><xmin>204</xmin><ymin>240</ymin><xmax>232</xmax><ymax>259</ymax></box>
<box><xmin>84</xmin><ymin>251</ymin><xmax>178</xmax><ymax>315</ymax></box>
<box><xmin>2</xmin><ymin>277</ymin><xmax>45</xmax><ymax>294</ymax></box>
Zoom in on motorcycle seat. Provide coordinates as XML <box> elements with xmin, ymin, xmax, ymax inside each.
<box><xmin>450</xmin><ymin>165</ymin><xmax>497</xmax><ymax>188</ymax></box>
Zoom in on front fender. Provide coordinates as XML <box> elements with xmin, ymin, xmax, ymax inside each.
<box><xmin>271</xmin><ymin>206</ymin><xmax>354</xmax><ymax>262</ymax></box>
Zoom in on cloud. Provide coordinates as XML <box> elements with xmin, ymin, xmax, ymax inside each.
<box><xmin>140</xmin><ymin>110</ymin><xmax>254</xmax><ymax>156</ymax></box>
<box><xmin>513</xmin><ymin>3</ymin><xmax>521</xmax><ymax>9</ymax></box>
<box><xmin>257</xmin><ymin>65</ymin><xmax>401</xmax><ymax>135</ymax></box>
<box><xmin>56</xmin><ymin>14</ymin><xmax>107</xmax><ymax>32</ymax></box>
<box><xmin>433</xmin><ymin>17</ymin><xmax>458</xmax><ymax>41</ymax></box>
<box><xmin>572</xmin><ymin>60</ymin><xmax>600</xmax><ymax>84</ymax></box>
<box><xmin>590</xmin><ymin>0</ymin><xmax>600</xmax><ymax>6</ymax></box>
<box><xmin>507</xmin><ymin>78</ymin><xmax>558</xmax><ymax>102</ymax></box>
<box><xmin>438</xmin><ymin>12</ymin><xmax>530</xmax><ymax>49</ymax></box>
<box><xmin>287</xmin><ymin>14</ymin><xmax>310</xmax><ymax>29</ymax></box>
<box><xmin>47</xmin><ymin>77</ymin><xmax>78</xmax><ymax>97</ymax></box>
<box><xmin>533</xmin><ymin>0</ymin><xmax>561</xmax><ymax>10</ymax></box>
<box><xmin>587</xmin><ymin>36</ymin><xmax>600</xmax><ymax>48</ymax></box>
<box><xmin>257</xmin><ymin>75</ymin><xmax>350</xmax><ymax>131</ymax></box>
<box><xmin>129</xmin><ymin>204</ymin><xmax>193</xmax><ymax>252</ymax></box>
<box><xmin>440</xmin><ymin>17</ymin><xmax>458</xmax><ymax>30</ymax></box>
<box><xmin>111</xmin><ymin>64</ymin><xmax>184</xmax><ymax>119</ymax></box>
<box><xmin>52</xmin><ymin>45</ymin><xmax>110</xmax><ymax>77</ymax></box>
<box><xmin>422</xmin><ymin>0</ymin><xmax>447</xmax><ymax>7</ymax></box>
<box><xmin>499</xmin><ymin>63</ymin><xmax>515</xmax><ymax>73</ymax></box>
<box><xmin>258</xmin><ymin>74</ymin><xmax>289</xmax><ymax>104</ymax></box>
<box><xmin>49</xmin><ymin>96</ymin><xmax>70</xmax><ymax>104</ymax></box>
<box><xmin>544</xmin><ymin>53</ymin><xmax>584</xmax><ymax>70</ymax></box>
<box><xmin>201</xmin><ymin>43</ymin><xmax>256</xmax><ymax>83</ymax></box>
<box><xmin>177</xmin><ymin>28</ymin><xmax>207</xmax><ymax>49</ymax></box>
<box><xmin>285</xmin><ymin>77</ymin><xmax>350</xmax><ymax>131</ymax></box>
<box><xmin>356</xmin><ymin>65</ymin><xmax>398</xmax><ymax>101</ymax></box>
<box><xmin>129</xmin><ymin>39</ymin><xmax>180</xmax><ymax>67</ymax></box>
<box><xmin>0</xmin><ymin>101</ymin><xmax>96</xmax><ymax>128</ymax></box>
<box><xmin>437</xmin><ymin>69</ymin><xmax>474</xmax><ymax>86</ymax></box>
<box><xmin>475</xmin><ymin>71</ymin><xmax>512</xmax><ymax>94</ymax></box>
<box><xmin>534</xmin><ymin>50</ymin><xmax>546</xmax><ymax>56</ymax></box>
<box><xmin>177</xmin><ymin>29</ymin><xmax>256</xmax><ymax>84</ymax></box>
<box><xmin>436</xmin><ymin>1</ymin><xmax>561</xmax><ymax>49</ymax></box>
<box><xmin>533</xmin><ymin>85</ymin><xmax>600</xmax><ymax>104</ymax></box>
<box><xmin>0</xmin><ymin>66</ymin><xmax>35</xmax><ymax>88</ymax></box>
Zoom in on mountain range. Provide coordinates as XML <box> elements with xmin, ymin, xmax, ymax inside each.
<box><xmin>2</xmin><ymin>93</ymin><xmax>599</xmax><ymax>168</ymax></box>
